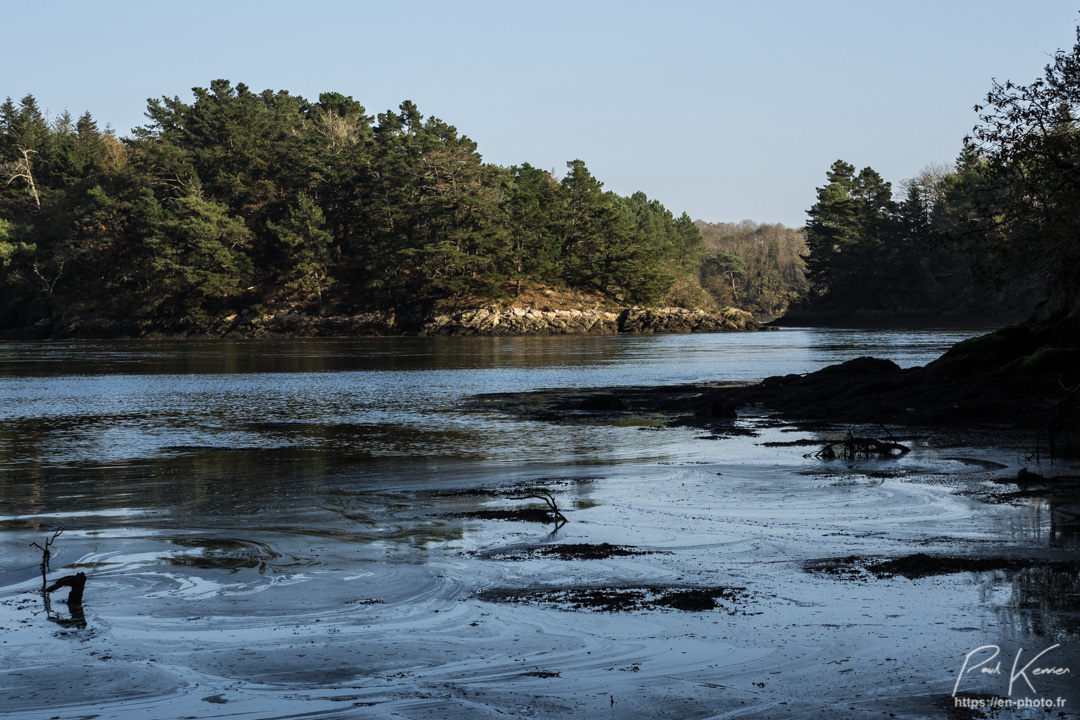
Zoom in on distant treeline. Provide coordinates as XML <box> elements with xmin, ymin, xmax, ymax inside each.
<box><xmin>0</xmin><ymin>81</ymin><xmax>724</xmax><ymax>329</ymax></box>
<box><xmin>792</xmin><ymin>157</ymin><xmax>1040</xmax><ymax>323</ymax></box>
<box><xmin>787</xmin><ymin>28</ymin><xmax>1080</xmax><ymax>326</ymax></box>
<box><xmin>5</xmin><ymin>59</ymin><xmax>1068</xmax><ymax>333</ymax></box>
<box><xmin>695</xmin><ymin>220</ymin><xmax>809</xmax><ymax>319</ymax></box>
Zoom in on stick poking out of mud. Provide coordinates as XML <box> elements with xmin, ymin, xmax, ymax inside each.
<box><xmin>505</xmin><ymin>490</ymin><xmax>568</xmax><ymax>526</ymax></box>
<box><xmin>46</xmin><ymin>572</ymin><xmax>87</xmax><ymax>605</ymax></box>
<box><xmin>29</xmin><ymin>528</ymin><xmax>63</xmax><ymax>591</ymax></box>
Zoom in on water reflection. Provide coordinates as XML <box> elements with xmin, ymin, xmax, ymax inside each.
<box><xmin>0</xmin><ymin>328</ymin><xmax>983</xmax><ymax>379</ymax></box>
<box><xmin>9</xmin><ymin>330</ymin><xmax>1080</xmax><ymax>720</ymax></box>
<box><xmin>1050</xmin><ymin>500</ymin><xmax>1080</xmax><ymax>545</ymax></box>
<box><xmin>167</xmin><ymin>538</ymin><xmax>308</xmax><ymax>574</ymax></box>
<box><xmin>0</xmin><ymin>331</ymin><xmax>984</xmax><ymax>469</ymax></box>
<box><xmin>43</xmin><ymin>588</ymin><xmax>86</xmax><ymax>629</ymax></box>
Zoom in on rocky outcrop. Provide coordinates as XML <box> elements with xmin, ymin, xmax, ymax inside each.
<box><xmin>221</xmin><ymin>306</ymin><xmax>758</xmax><ymax>337</ymax></box>
<box><xmin>617</xmin><ymin>307</ymin><xmax>759</xmax><ymax>334</ymax></box>
<box><xmin>417</xmin><ymin>307</ymin><xmax>622</xmax><ymax>336</ymax></box>
<box><xmin>703</xmin><ymin>346</ymin><xmax>1079</xmax><ymax>454</ymax></box>
<box><xmin>37</xmin><ymin>306</ymin><xmax>761</xmax><ymax>339</ymax></box>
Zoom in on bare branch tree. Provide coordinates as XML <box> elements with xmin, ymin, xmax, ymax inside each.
<box><xmin>29</xmin><ymin>528</ymin><xmax>63</xmax><ymax>590</ymax></box>
<box><xmin>506</xmin><ymin>490</ymin><xmax>568</xmax><ymax>526</ymax></box>
<box><xmin>31</xmin><ymin>259</ymin><xmax>66</xmax><ymax>297</ymax></box>
<box><xmin>4</xmin><ymin>148</ymin><xmax>41</xmax><ymax>209</ymax></box>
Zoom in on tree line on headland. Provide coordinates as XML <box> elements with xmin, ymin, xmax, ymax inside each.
<box><xmin>1</xmin><ymin>83</ymin><xmax>751</xmax><ymax>333</ymax></box>
<box><xmin>709</xmin><ymin>29</ymin><xmax>1080</xmax><ymax>451</ymax></box>
<box><xmin>796</xmin><ymin>27</ymin><xmax>1080</xmax><ymax>332</ymax></box>
<box><xmin>3</xmin><ymin>26</ymin><xmax>1079</xmax><ymax>336</ymax></box>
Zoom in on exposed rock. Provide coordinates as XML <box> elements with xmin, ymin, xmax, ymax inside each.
<box><xmin>708</xmin><ymin>397</ymin><xmax>738</xmax><ymax>419</ymax></box>
<box><xmin>19</xmin><ymin>305</ymin><xmax>760</xmax><ymax>339</ymax></box>
<box><xmin>618</xmin><ymin>306</ymin><xmax>759</xmax><ymax>334</ymax></box>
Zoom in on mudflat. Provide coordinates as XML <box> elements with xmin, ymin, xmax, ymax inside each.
<box><xmin>3</xmin><ymin>415</ymin><xmax>1076</xmax><ymax>719</ymax></box>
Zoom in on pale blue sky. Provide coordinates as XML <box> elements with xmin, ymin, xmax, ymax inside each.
<box><xmin>4</xmin><ymin>1</ymin><xmax>1077</xmax><ymax>225</ymax></box>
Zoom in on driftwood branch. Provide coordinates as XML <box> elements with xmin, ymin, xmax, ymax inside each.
<box><xmin>506</xmin><ymin>490</ymin><xmax>568</xmax><ymax>526</ymax></box>
<box><xmin>28</xmin><ymin>528</ymin><xmax>87</xmax><ymax>627</ymax></box>
<box><xmin>808</xmin><ymin>431</ymin><xmax>910</xmax><ymax>461</ymax></box>
<box><xmin>43</xmin><ymin>572</ymin><xmax>87</xmax><ymax>628</ymax></box>
<box><xmin>29</xmin><ymin>528</ymin><xmax>63</xmax><ymax>589</ymax></box>
<box><xmin>46</xmin><ymin>572</ymin><xmax>86</xmax><ymax>605</ymax></box>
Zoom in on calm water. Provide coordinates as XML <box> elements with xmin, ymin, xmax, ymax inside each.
<box><xmin>0</xmin><ymin>327</ymin><xmax>980</xmax><ymax>472</ymax></box>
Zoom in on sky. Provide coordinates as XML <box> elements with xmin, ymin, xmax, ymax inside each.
<box><xmin>4</xmin><ymin>1</ymin><xmax>1078</xmax><ymax>226</ymax></box>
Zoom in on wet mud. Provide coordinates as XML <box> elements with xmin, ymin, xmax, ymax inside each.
<box><xmin>4</xmin><ymin>403</ymin><xmax>1080</xmax><ymax>719</ymax></box>
<box><xmin>440</xmin><ymin>507</ymin><xmax>564</xmax><ymax>523</ymax></box>
<box><xmin>484</xmin><ymin>542</ymin><xmax>667</xmax><ymax>561</ymax></box>
<box><xmin>805</xmin><ymin>552</ymin><xmax>1080</xmax><ymax>582</ymax></box>
<box><xmin>476</xmin><ymin>344</ymin><xmax>1079</xmax><ymax>458</ymax></box>
<box><xmin>479</xmin><ymin>584</ymin><xmax>756</xmax><ymax>613</ymax></box>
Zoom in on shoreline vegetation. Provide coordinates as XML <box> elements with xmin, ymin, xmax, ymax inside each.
<box><xmin>494</xmin><ymin>26</ymin><xmax>1080</xmax><ymax>458</ymax></box>
<box><xmin>1</xmin><ymin>30</ymin><xmax>1078</xmax><ymax>458</ymax></box>
<box><xmin>0</xmin><ymin>71</ymin><xmax>1027</xmax><ymax>340</ymax></box>
<box><xmin>4</xmin><ymin>22</ymin><xmax>1080</xmax><ymax>720</ymax></box>
<box><xmin>1</xmin><ymin>82</ymin><xmax>805</xmax><ymax>340</ymax></box>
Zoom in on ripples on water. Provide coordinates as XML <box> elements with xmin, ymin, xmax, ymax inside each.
<box><xmin>3</xmin><ymin>327</ymin><xmax>1077</xmax><ymax>720</ymax></box>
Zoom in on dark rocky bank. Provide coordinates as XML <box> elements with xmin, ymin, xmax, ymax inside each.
<box><xmin>477</xmin><ymin>312</ymin><xmax>1080</xmax><ymax>456</ymax></box>
<box><xmin>716</xmin><ymin>315</ymin><xmax>1080</xmax><ymax>454</ymax></box>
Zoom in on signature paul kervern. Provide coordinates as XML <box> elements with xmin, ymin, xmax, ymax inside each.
<box><xmin>953</xmin><ymin>644</ymin><xmax>1072</xmax><ymax>696</ymax></box>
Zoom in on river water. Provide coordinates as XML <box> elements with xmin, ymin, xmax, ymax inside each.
<box><xmin>0</xmin><ymin>328</ymin><xmax>1077</xmax><ymax>719</ymax></box>
<box><xmin>0</xmin><ymin>328</ymin><xmax>978</xmax><ymax>469</ymax></box>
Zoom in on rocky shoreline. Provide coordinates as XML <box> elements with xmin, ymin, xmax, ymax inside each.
<box><xmin>21</xmin><ymin>306</ymin><xmax>761</xmax><ymax>339</ymax></box>
<box><xmin>476</xmin><ymin>347</ymin><xmax>1079</xmax><ymax>456</ymax></box>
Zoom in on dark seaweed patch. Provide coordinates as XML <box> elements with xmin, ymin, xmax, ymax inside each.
<box><xmin>806</xmin><ymin>553</ymin><xmax>1080</xmax><ymax>580</ymax></box>
<box><xmin>487</xmin><ymin>543</ymin><xmax>668</xmax><ymax>561</ymax></box>
<box><xmin>440</xmin><ymin>508</ymin><xmax>562</xmax><ymax>524</ymax></box>
<box><xmin>478</xmin><ymin>584</ymin><xmax>754</xmax><ymax>613</ymax></box>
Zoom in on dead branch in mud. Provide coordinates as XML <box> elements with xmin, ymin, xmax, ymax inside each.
<box><xmin>808</xmin><ymin>431</ymin><xmax>909</xmax><ymax>461</ymax></box>
<box><xmin>46</xmin><ymin>572</ymin><xmax>86</xmax><ymax>605</ymax></box>
<box><xmin>29</xmin><ymin>528</ymin><xmax>87</xmax><ymax>627</ymax></box>
<box><xmin>505</xmin><ymin>490</ymin><xmax>568</xmax><ymax>526</ymax></box>
<box><xmin>29</xmin><ymin>528</ymin><xmax>63</xmax><ymax>590</ymax></box>
<box><xmin>42</xmin><ymin>578</ymin><xmax>87</xmax><ymax>629</ymax></box>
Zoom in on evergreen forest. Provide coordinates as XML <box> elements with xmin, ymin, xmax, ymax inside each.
<box><xmin>5</xmin><ymin>25</ymin><xmax>1080</xmax><ymax>336</ymax></box>
<box><xmin>0</xmin><ymin>83</ymin><xmax>724</xmax><ymax>331</ymax></box>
